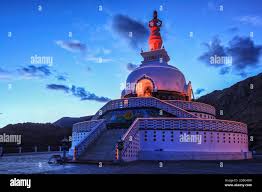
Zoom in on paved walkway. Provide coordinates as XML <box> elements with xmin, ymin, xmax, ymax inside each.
<box><xmin>1</xmin><ymin>153</ymin><xmax>262</xmax><ymax>174</ymax></box>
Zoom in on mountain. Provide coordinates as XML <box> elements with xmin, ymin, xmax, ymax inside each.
<box><xmin>0</xmin><ymin>116</ymin><xmax>93</xmax><ymax>153</ymax></box>
<box><xmin>0</xmin><ymin>122</ymin><xmax>72</xmax><ymax>153</ymax></box>
<box><xmin>197</xmin><ymin>72</ymin><xmax>262</xmax><ymax>151</ymax></box>
<box><xmin>53</xmin><ymin>116</ymin><xmax>93</xmax><ymax>128</ymax></box>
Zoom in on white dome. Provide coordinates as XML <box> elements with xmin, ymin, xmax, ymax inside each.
<box><xmin>123</xmin><ymin>62</ymin><xmax>187</xmax><ymax>96</ymax></box>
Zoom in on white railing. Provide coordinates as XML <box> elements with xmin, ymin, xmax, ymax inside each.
<box><xmin>115</xmin><ymin>116</ymin><xmax>247</xmax><ymax>162</ymax></box>
<box><xmin>92</xmin><ymin>97</ymin><xmax>197</xmax><ymax>120</ymax></box>
<box><xmin>135</xmin><ymin>118</ymin><xmax>248</xmax><ymax>134</ymax></box>
<box><xmin>73</xmin><ymin>119</ymin><xmax>105</xmax><ymax>133</ymax></box>
<box><xmin>116</xmin><ymin>119</ymin><xmax>140</xmax><ymax>162</ymax></box>
<box><xmin>74</xmin><ymin>119</ymin><xmax>106</xmax><ymax>159</ymax></box>
<box><xmin>165</xmin><ymin>100</ymin><xmax>216</xmax><ymax>116</ymax></box>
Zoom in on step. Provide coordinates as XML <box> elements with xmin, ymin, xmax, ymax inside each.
<box><xmin>79</xmin><ymin>129</ymin><xmax>127</xmax><ymax>161</ymax></box>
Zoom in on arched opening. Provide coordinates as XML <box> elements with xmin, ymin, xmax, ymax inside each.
<box><xmin>136</xmin><ymin>78</ymin><xmax>154</xmax><ymax>97</ymax></box>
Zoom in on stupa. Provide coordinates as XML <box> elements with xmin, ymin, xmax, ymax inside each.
<box><xmin>69</xmin><ymin>11</ymin><xmax>251</xmax><ymax>162</ymax></box>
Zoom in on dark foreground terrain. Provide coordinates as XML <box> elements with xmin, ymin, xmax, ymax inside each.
<box><xmin>1</xmin><ymin>153</ymin><xmax>262</xmax><ymax>174</ymax></box>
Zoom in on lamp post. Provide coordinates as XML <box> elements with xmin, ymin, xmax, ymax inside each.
<box><xmin>117</xmin><ymin>139</ymin><xmax>124</xmax><ymax>163</ymax></box>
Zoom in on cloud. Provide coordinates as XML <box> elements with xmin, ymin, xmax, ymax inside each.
<box><xmin>237</xmin><ymin>71</ymin><xmax>248</xmax><ymax>78</ymax></box>
<box><xmin>112</xmin><ymin>14</ymin><xmax>149</xmax><ymax>49</ymax></box>
<box><xmin>219</xmin><ymin>66</ymin><xmax>231</xmax><ymax>75</ymax></box>
<box><xmin>236</xmin><ymin>15</ymin><xmax>262</xmax><ymax>26</ymax></box>
<box><xmin>198</xmin><ymin>37</ymin><xmax>227</xmax><ymax>66</ymax></box>
<box><xmin>0</xmin><ymin>67</ymin><xmax>12</xmax><ymax>80</ymax></box>
<box><xmin>126</xmin><ymin>63</ymin><xmax>138</xmax><ymax>71</ymax></box>
<box><xmin>198</xmin><ymin>36</ymin><xmax>262</xmax><ymax>76</ymax></box>
<box><xmin>56</xmin><ymin>75</ymin><xmax>67</xmax><ymax>81</ymax></box>
<box><xmin>227</xmin><ymin>36</ymin><xmax>262</xmax><ymax>70</ymax></box>
<box><xmin>83</xmin><ymin>47</ymin><xmax>113</xmax><ymax>64</ymax></box>
<box><xmin>46</xmin><ymin>84</ymin><xmax>70</xmax><ymax>92</ymax></box>
<box><xmin>84</xmin><ymin>55</ymin><xmax>112</xmax><ymax>63</ymax></box>
<box><xmin>71</xmin><ymin>85</ymin><xmax>110</xmax><ymax>102</ymax></box>
<box><xmin>0</xmin><ymin>67</ymin><xmax>6</xmax><ymax>73</ymax></box>
<box><xmin>227</xmin><ymin>26</ymin><xmax>238</xmax><ymax>33</ymax></box>
<box><xmin>46</xmin><ymin>84</ymin><xmax>111</xmax><ymax>102</ymax></box>
<box><xmin>195</xmin><ymin>88</ymin><xmax>205</xmax><ymax>95</ymax></box>
<box><xmin>55</xmin><ymin>40</ymin><xmax>86</xmax><ymax>52</ymax></box>
<box><xmin>18</xmin><ymin>65</ymin><xmax>52</xmax><ymax>78</ymax></box>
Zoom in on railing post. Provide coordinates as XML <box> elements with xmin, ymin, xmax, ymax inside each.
<box><xmin>59</xmin><ymin>146</ymin><xmax>62</xmax><ymax>151</ymax></box>
<box><xmin>34</xmin><ymin>146</ymin><xmax>37</xmax><ymax>153</ymax></box>
<box><xmin>48</xmin><ymin>146</ymin><xmax>51</xmax><ymax>152</ymax></box>
<box><xmin>19</xmin><ymin>146</ymin><xmax>22</xmax><ymax>153</ymax></box>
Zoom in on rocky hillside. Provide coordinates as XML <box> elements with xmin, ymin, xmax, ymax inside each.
<box><xmin>0</xmin><ymin>116</ymin><xmax>93</xmax><ymax>153</ymax></box>
<box><xmin>53</xmin><ymin>116</ymin><xmax>93</xmax><ymax>128</ymax></box>
<box><xmin>0</xmin><ymin>123</ymin><xmax>71</xmax><ymax>153</ymax></box>
<box><xmin>197</xmin><ymin>73</ymin><xmax>262</xmax><ymax>151</ymax></box>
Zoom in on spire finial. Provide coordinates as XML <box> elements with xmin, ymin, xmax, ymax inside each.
<box><xmin>148</xmin><ymin>10</ymin><xmax>163</xmax><ymax>51</ymax></box>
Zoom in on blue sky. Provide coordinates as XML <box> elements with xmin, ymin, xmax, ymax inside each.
<box><xmin>0</xmin><ymin>0</ymin><xmax>262</xmax><ymax>128</ymax></box>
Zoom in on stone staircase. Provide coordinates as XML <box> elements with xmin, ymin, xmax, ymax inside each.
<box><xmin>78</xmin><ymin>129</ymin><xmax>127</xmax><ymax>162</ymax></box>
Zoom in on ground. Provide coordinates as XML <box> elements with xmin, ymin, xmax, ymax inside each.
<box><xmin>0</xmin><ymin>152</ymin><xmax>262</xmax><ymax>174</ymax></box>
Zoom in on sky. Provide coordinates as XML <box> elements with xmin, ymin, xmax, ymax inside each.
<box><xmin>0</xmin><ymin>0</ymin><xmax>262</xmax><ymax>128</ymax></box>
